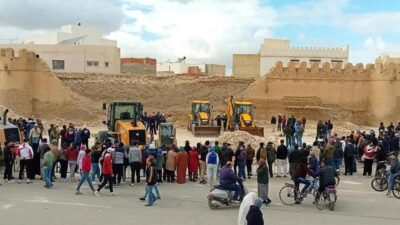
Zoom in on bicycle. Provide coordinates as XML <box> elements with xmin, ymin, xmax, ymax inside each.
<box><xmin>314</xmin><ymin>185</ymin><xmax>337</xmax><ymax>211</ymax></box>
<box><xmin>371</xmin><ymin>172</ymin><xmax>400</xmax><ymax>199</ymax></box>
<box><xmin>279</xmin><ymin>176</ymin><xmax>318</xmax><ymax>205</ymax></box>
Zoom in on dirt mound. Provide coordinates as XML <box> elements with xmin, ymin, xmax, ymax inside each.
<box><xmin>57</xmin><ymin>73</ymin><xmax>255</xmax><ymax>126</ymax></box>
<box><xmin>216</xmin><ymin>131</ymin><xmax>269</xmax><ymax>150</ymax></box>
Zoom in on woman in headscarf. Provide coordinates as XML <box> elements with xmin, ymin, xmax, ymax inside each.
<box><xmin>165</xmin><ymin>147</ymin><xmax>177</xmax><ymax>182</ymax></box>
<box><xmin>176</xmin><ymin>147</ymin><xmax>189</xmax><ymax>184</ymax></box>
<box><xmin>256</xmin><ymin>159</ymin><xmax>271</xmax><ymax>205</ymax></box>
<box><xmin>188</xmin><ymin>147</ymin><xmax>199</xmax><ymax>182</ymax></box>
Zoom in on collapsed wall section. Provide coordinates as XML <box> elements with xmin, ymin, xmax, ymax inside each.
<box><xmin>0</xmin><ymin>48</ymin><xmax>90</xmax><ymax>120</ymax></box>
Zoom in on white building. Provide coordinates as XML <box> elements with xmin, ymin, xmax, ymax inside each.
<box><xmin>233</xmin><ymin>38</ymin><xmax>349</xmax><ymax>78</ymax></box>
<box><xmin>260</xmin><ymin>39</ymin><xmax>349</xmax><ymax>76</ymax></box>
<box><xmin>0</xmin><ymin>24</ymin><xmax>120</xmax><ymax>74</ymax></box>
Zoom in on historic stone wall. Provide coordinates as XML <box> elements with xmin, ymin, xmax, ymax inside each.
<box><xmin>243</xmin><ymin>60</ymin><xmax>400</xmax><ymax>124</ymax></box>
<box><xmin>0</xmin><ymin>48</ymin><xmax>73</xmax><ymax>117</ymax></box>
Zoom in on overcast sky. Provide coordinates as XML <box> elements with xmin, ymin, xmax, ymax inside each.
<box><xmin>1</xmin><ymin>0</ymin><xmax>400</xmax><ymax>74</ymax></box>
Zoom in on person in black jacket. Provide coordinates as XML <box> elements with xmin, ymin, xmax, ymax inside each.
<box><xmin>3</xmin><ymin>141</ymin><xmax>15</xmax><ymax>182</ymax></box>
<box><xmin>246</xmin><ymin>198</ymin><xmax>264</xmax><ymax>225</ymax></box>
<box><xmin>344</xmin><ymin>138</ymin><xmax>355</xmax><ymax>176</ymax></box>
<box><xmin>276</xmin><ymin>140</ymin><xmax>288</xmax><ymax>177</ymax></box>
<box><xmin>314</xmin><ymin>160</ymin><xmax>338</xmax><ymax>194</ymax></box>
<box><xmin>288</xmin><ymin>145</ymin><xmax>303</xmax><ymax>179</ymax></box>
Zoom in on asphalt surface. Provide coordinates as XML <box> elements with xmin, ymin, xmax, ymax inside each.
<box><xmin>0</xmin><ymin>166</ymin><xmax>399</xmax><ymax>225</ymax></box>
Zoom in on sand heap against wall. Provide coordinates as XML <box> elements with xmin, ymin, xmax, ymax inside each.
<box><xmin>57</xmin><ymin>73</ymin><xmax>255</xmax><ymax>126</ymax></box>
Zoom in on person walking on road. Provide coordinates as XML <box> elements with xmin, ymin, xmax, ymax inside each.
<box><xmin>95</xmin><ymin>148</ymin><xmax>115</xmax><ymax>196</ymax></box>
<box><xmin>76</xmin><ymin>149</ymin><xmax>96</xmax><ymax>195</ymax></box>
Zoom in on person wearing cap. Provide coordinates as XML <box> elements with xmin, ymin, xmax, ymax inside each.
<box><xmin>95</xmin><ymin>148</ymin><xmax>115</xmax><ymax>196</ymax></box>
<box><xmin>176</xmin><ymin>147</ymin><xmax>189</xmax><ymax>184</ymax></box>
<box><xmin>246</xmin><ymin>198</ymin><xmax>264</xmax><ymax>225</ymax></box>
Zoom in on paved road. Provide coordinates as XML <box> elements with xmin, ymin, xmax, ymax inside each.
<box><xmin>0</xmin><ymin>171</ymin><xmax>398</xmax><ymax>225</ymax></box>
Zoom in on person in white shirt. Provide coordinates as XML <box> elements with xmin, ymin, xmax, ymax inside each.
<box><xmin>17</xmin><ymin>139</ymin><xmax>34</xmax><ymax>183</ymax></box>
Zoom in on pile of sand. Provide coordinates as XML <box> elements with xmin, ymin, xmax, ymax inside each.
<box><xmin>216</xmin><ymin>131</ymin><xmax>268</xmax><ymax>150</ymax></box>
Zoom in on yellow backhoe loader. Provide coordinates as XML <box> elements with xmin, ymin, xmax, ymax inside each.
<box><xmin>226</xmin><ymin>96</ymin><xmax>264</xmax><ymax>136</ymax></box>
<box><xmin>187</xmin><ymin>100</ymin><xmax>221</xmax><ymax>137</ymax></box>
<box><xmin>96</xmin><ymin>101</ymin><xmax>147</xmax><ymax>146</ymax></box>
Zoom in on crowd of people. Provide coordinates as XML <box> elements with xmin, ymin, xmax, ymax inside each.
<box><xmin>1</xmin><ymin>116</ymin><xmax>400</xmax><ymax>214</ymax></box>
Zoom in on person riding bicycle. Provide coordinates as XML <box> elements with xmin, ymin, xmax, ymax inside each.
<box><xmin>314</xmin><ymin>160</ymin><xmax>338</xmax><ymax>195</ymax></box>
<box><xmin>293</xmin><ymin>161</ymin><xmax>313</xmax><ymax>204</ymax></box>
<box><xmin>386</xmin><ymin>153</ymin><xmax>400</xmax><ymax>197</ymax></box>
<box><xmin>219</xmin><ymin>161</ymin><xmax>244</xmax><ymax>203</ymax></box>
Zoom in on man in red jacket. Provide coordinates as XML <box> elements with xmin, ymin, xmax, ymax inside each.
<box><xmin>76</xmin><ymin>149</ymin><xmax>96</xmax><ymax>195</ymax></box>
<box><xmin>95</xmin><ymin>148</ymin><xmax>115</xmax><ymax>196</ymax></box>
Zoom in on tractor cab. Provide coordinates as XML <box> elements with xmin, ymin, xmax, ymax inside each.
<box><xmin>234</xmin><ymin>101</ymin><xmax>254</xmax><ymax>127</ymax></box>
<box><xmin>99</xmin><ymin>101</ymin><xmax>146</xmax><ymax>146</ymax></box>
<box><xmin>157</xmin><ymin>122</ymin><xmax>176</xmax><ymax>148</ymax></box>
<box><xmin>103</xmin><ymin>101</ymin><xmax>144</xmax><ymax>132</ymax></box>
<box><xmin>191</xmin><ymin>100</ymin><xmax>211</xmax><ymax>126</ymax></box>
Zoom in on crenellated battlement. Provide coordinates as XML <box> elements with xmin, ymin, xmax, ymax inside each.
<box><xmin>0</xmin><ymin>48</ymin><xmax>51</xmax><ymax>72</ymax></box>
<box><xmin>266</xmin><ymin>60</ymin><xmax>400</xmax><ymax>80</ymax></box>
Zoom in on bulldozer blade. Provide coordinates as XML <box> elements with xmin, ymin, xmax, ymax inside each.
<box><xmin>193</xmin><ymin>126</ymin><xmax>221</xmax><ymax>137</ymax></box>
<box><xmin>239</xmin><ymin>127</ymin><xmax>264</xmax><ymax>137</ymax></box>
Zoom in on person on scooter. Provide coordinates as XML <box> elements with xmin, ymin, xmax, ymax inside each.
<box><xmin>219</xmin><ymin>161</ymin><xmax>244</xmax><ymax>203</ymax></box>
<box><xmin>314</xmin><ymin>160</ymin><xmax>338</xmax><ymax>195</ymax></box>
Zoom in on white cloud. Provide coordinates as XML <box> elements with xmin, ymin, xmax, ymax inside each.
<box><xmin>0</xmin><ymin>0</ymin><xmax>123</xmax><ymax>33</ymax></box>
<box><xmin>108</xmin><ymin>0</ymin><xmax>277</xmax><ymax>73</ymax></box>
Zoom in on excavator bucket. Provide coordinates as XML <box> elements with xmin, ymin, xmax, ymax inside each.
<box><xmin>193</xmin><ymin>126</ymin><xmax>221</xmax><ymax>137</ymax></box>
<box><xmin>239</xmin><ymin>127</ymin><xmax>264</xmax><ymax>137</ymax></box>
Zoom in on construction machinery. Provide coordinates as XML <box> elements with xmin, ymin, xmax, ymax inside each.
<box><xmin>0</xmin><ymin>109</ymin><xmax>21</xmax><ymax>144</ymax></box>
<box><xmin>225</xmin><ymin>96</ymin><xmax>264</xmax><ymax>136</ymax></box>
<box><xmin>187</xmin><ymin>100</ymin><xmax>221</xmax><ymax>137</ymax></box>
<box><xmin>97</xmin><ymin>101</ymin><xmax>147</xmax><ymax>146</ymax></box>
<box><xmin>157</xmin><ymin>122</ymin><xmax>177</xmax><ymax>148</ymax></box>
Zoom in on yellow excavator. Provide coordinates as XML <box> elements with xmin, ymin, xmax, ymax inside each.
<box><xmin>97</xmin><ymin>101</ymin><xmax>147</xmax><ymax>146</ymax></box>
<box><xmin>187</xmin><ymin>100</ymin><xmax>221</xmax><ymax>137</ymax></box>
<box><xmin>226</xmin><ymin>96</ymin><xmax>264</xmax><ymax>136</ymax></box>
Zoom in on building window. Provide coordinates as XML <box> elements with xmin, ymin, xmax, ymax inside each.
<box><xmin>52</xmin><ymin>60</ymin><xmax>65</xmax><ymax>70</ymax></box>
<box><xmin>105</xmin><ymin>62</ymin><xmax>109</xmax><ymax>67</ymax></box>
<box><xmin>87</xmin><ymin>61</ymin><xmax>99</xmax><ymax>67</ymax></box>
<box><xmin>310</xmin><ymin>59</ymin><xmax>321</xmax><ymax>63</ymax></box>
<box><xmin>331</xmin><ymin>60</ymin><xmax>343</xmax><ymax>63</ymax></box>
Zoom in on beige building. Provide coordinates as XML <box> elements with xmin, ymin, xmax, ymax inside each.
<box><xmin>157</xmin><ymin>60</ymin><xmax>225</xmax><ymax>76</ymax></box>
<box><xmin>0</xmin><ymin>25</ymin><xmax>120</xmax><ymax>74</ymax></box>
<box><xmin>233</xmin><ymin>38</ymin><xmax>348</xmax><ymax>78</ymax></box>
